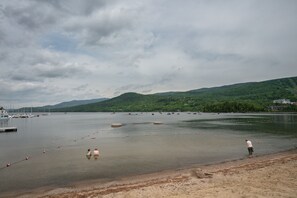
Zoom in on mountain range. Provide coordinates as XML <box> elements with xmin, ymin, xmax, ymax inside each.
<box><xmin>49</xmin><ymin>76</ymin><xmax>297</xmax><ymax>112</ymax></box>
<box><xmin>30</xmin><ymin>98</ymin><xmax>108</xmax><ymax>112</ymax></box>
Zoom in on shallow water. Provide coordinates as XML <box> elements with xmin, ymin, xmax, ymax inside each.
<box><xmin>0</xmin><ymin>112</ymin><xmax>296</xmax><ymax>195</ymax></box>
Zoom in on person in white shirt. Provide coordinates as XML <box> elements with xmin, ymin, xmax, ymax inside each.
<box><xmin>246</xmin><ymin>139</ymin><xmax>254</xmax><ymax>156</ymax></box>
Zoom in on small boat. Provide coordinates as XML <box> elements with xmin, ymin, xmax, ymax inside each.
<box><xmin>0</xmin><ymin>107</ymin><xmax>9</xmax><ymax>121</ymax></box>
<box><xmin>11</xmin><ymin>114</ymin><xmax>21</xmax><ymax>118</ymax></box>
<box><xmin>20</xmin><ymin>114</ymin><xmax>29</xmax><ymax>118</ymax></box>
<box><xmin>0</xmin><ymin>127</ymin><xmax>17</xmax><ymax>133</ymax></box>
<box><xmin>111</xmin><ymin>123</ymin><xmax>123</xmax><ymax>128</ymax></box>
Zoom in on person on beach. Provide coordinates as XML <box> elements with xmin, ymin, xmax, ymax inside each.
<box><xmin>246</xmin><ymin>139</ymin><xmax>254</xmax><ymax>156</ymax></box>
<box><xmin>86</xmin><ymin>148</ymin><xmax>92</xmax><ymax>159</ymax></box>
<box><xmin>93</xmin><ymin>148</ymin><xmax>100</xmax><ymax>159</ymax></box>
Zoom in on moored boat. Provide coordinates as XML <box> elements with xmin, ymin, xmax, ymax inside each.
<box><xmin>0</xmin><ymin>107</ymin><xmax>9</xmax><ymax>121</ymax></box>
<box><xmin>111</xmin><ymin>123</ymin><xmax>123</xmax><ymax>128</ymax></box>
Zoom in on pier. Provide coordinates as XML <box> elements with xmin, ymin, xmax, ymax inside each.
<box><xmin>0</xmin><ymin>127</ymin><xmax>17</xmax><ymax>133</ymax></box>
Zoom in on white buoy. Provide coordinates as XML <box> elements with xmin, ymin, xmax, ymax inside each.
<box><xmin>111</xmin><ymin>123</ymin><xmax>123</xmax><ymax>128</ymax></box>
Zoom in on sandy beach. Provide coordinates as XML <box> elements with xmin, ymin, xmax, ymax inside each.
<box><xmin>13</xmin><ymin>148</ymin><xmax>297</xmax><ymax>198</ymax></box>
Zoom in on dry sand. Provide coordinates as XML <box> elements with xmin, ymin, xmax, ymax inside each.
<box><xmin>19</xmin><ymin>149</ymin><xmax>297</xmax><ymax>198</ymax></box>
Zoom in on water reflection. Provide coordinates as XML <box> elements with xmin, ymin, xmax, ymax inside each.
<box><xmin>0</xmin><ymin>120</ymin><xmax>9</xmax><ymax>127</ymax></box>
<box><xmin>182</xmin><ymin>114</ymin><xmax>297</xmax><ymax>137</ymax></box>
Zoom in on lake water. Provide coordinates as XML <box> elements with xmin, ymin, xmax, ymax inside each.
<box><xmin>0</xmin><ymin>112</ymin><xmax>296</xmax><ymax>195</ymax></box>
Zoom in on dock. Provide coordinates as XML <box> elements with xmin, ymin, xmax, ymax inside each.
<box><xmin>0</xmin><ymin>127</ymin><xmax>17</xmax><ymax>133</ymax></box>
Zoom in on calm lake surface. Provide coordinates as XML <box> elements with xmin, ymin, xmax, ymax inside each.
<box><xmin>0</xmin><ymin>112</ymin><xmax>296</xmax><ymax>195</ymax></box>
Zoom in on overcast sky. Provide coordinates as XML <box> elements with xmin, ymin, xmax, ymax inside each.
<box><xmin>1</xmin><ymin>0</ymin><xmax>297</xmax><ymax>107</ymax></box>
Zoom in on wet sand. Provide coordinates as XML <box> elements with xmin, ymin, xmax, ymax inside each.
<box><xmin>13</xmin><ymin>148</ymin><xmax>297</xmax><ymax>198</ymax></box>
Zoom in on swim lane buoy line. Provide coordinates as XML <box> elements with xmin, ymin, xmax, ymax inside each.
<box><xmin>0</xmin><ymin>129</ymin><xmax>105</xmax><ymax>171</ymax></box>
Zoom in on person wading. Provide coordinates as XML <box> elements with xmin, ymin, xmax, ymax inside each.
<box><xmin>246</xmin><ymin>139</ymin><xmax>254</xmax><ymax>156</ymax></box>
<box><xmin>93</xmin><ymin>148</ymin><xmax>100</xmax><ymax>159</ymax></box>
<box><xmin>86</xmin><ymin>148</ymin><xmax>92</xmax><ymax>159</ymax></box>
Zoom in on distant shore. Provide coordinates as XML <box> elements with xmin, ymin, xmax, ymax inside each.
<box><xmin>12</xmin><ymin>148</ymin><xmax>297</xmax><ymax>198</ymax></box>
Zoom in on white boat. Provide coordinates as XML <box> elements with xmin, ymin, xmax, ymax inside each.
<box><xmin>0</xmin><ymin>107</ymin><xmax>9</xmax><ymax>121</ymax></box>
<box><xmin>20</xmin><ymin>114</ymin><xmax>29</xmax><ymax>118</ymax></box>
<box><xmin>153</xmin><ymin>121</ymin><xmax>163</xmax><ymax>125</ymax></box>
<box><xmin>11</xmin><ymin>114</ymin><xmax>21</xmax><ymax>118</ymax></box>
<box><xmin>111</xmin><ymin>123</ymin><xmax>123</xmax><ymax>128</ymax></box>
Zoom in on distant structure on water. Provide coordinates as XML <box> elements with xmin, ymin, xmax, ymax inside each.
<box><xmin>0</xmin><ymin>107</ymin><xmax>9</xmax><ymax>121</ymax></box>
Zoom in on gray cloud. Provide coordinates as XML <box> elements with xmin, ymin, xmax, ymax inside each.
<box><xmin>0</xmin><ymin>0</ymin><xmax>297</xmax><ymax>107</ymax></box>
<box><xmin>63</xmin><ymin>3</ymin><xmax>137</xmax><ymax>46</ymax></box>
<box><xmin>41</xmin><ymin>0</ymin><xmax>110</xmax><ymax>16</ymax></box>
<box><xmin>34</xmin><ymin>64</ymin><xmax>86</xmax><ymax>79</ymax></box>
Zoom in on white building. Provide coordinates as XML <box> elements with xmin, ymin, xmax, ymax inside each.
<box><xmin>273</xmin><ymin>99</ymin><xmax>291</xmax><ymax>104</ymax></box>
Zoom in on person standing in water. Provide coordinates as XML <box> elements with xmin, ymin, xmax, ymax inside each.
<box><xmin>86</xmin><ymin>148</ymin><xmax>92</xmax><ymax>159</ymax></box>
<box><xmin>246</xmin><ymin>139</ymin><xmax>254</xmax><ymax>156</ymax></box>
<box><xmin>93</xmin><ymin>148</ymin><xmax>100</xmax><ymax>159</ymax></box>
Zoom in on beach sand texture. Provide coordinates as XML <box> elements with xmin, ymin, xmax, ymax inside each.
<box><xmin>28</xmin><ymin>149</ymin><xmax>297</xmax><ymax>198</ymax></box>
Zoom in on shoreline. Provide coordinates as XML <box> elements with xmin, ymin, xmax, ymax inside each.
<box><xmin>11</xmin><ymin>148</ymin><xmax>297</xmax><ymax>198</ymax></box>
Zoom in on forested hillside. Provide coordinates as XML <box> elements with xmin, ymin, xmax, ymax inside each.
<box><xmin>55</xmin><ymin>76</ymin><xmax>297</xmax><ymax>112</ymax></box>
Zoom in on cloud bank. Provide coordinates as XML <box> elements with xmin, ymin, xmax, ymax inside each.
<box><xmin>0</xmin><ymin>0</ymin><xmax>296</xmax><ymax>107</ymax></box>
